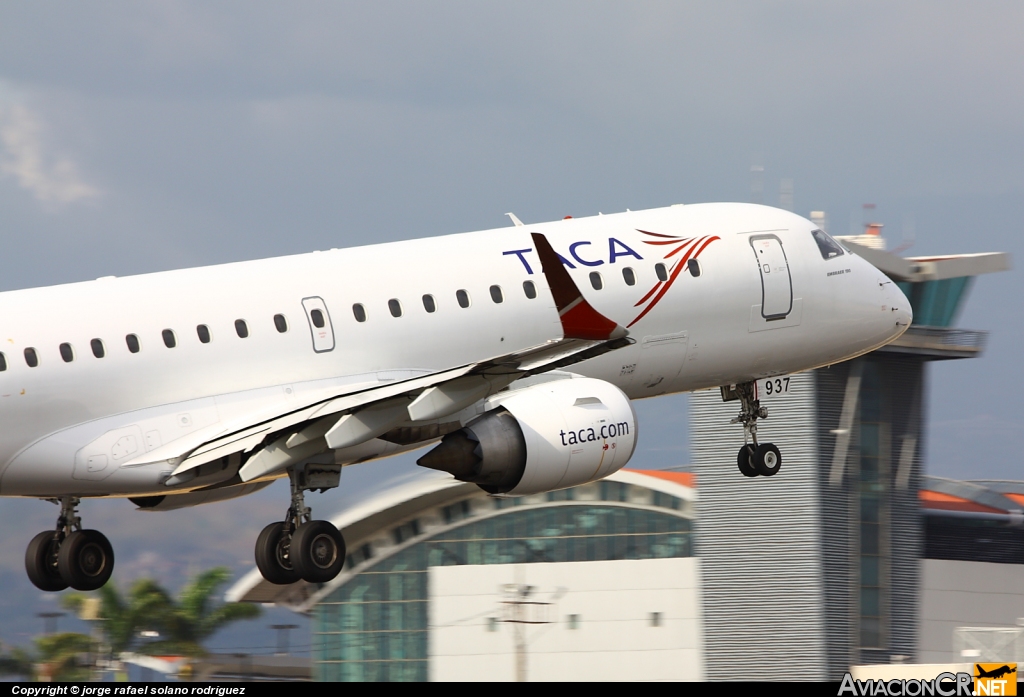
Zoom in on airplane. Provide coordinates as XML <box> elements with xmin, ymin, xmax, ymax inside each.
<box><xmin>975</xmin><ymin>665</ymin><xmax>1016</xmax><ymax>680</ymax></box>
<box><xmin>0</xmin><ymin>202</ymin><xmax>910</xmax><ymax>592</ymax></box>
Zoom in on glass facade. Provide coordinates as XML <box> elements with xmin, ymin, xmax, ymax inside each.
<box><xmin>857</xmin><ymin>360</ymin><xmax>888</xmax><ymax>650</ymax></box>
<box><xmin>896</xmin><ymin>277</ymin><xmax>973</xmax><ymax>327</ymax></box>
<box><xmin>312</xmin><ymin>487</ymin><xmax>692</xmax><ymax>682</ymax></box>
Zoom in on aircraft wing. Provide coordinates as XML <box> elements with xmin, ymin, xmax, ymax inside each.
<box><xmin>121</xmin><ymin>232</ymin><xmax>632</xmax><ymax>484</ymax></box>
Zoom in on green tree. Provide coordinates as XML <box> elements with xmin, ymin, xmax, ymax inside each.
<box><xmin>0</xmin><ymin>644</ymin><xmax>34</xmax><ymax>679</ymax></box>
<box><xmin>34</xmin><ymin>632</ymin><xmax>94</xmax><ymax>681</ymax></box>
<box><xmin>63</xmin><ymin>566</ymin><xmax>261</xmax><ymax>658</ymax></box>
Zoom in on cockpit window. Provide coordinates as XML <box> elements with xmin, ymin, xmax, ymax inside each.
<box><xmin>811</xmin><ymin>229</ymin><xmax>845</xmax><ymax>260</ymax></box>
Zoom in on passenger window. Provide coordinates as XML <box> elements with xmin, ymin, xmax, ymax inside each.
<box><xmin>234</xmin><ymin>320</ymin><xmax>249</xmax><ymax>338</ymax></box>
<box><xmin>352</xmin><ymin>304</ymin><xmax>367</xmax><ymax>323</ymax></box>
<box><xmin>523</xmin><ymin>280</ymin><xmax>537</xmax><ymax>299</ymax></box>
<box><xmin>489</xmin><ymin>285</ymin><xmax>504</xmax><ymax>304</ymax></box>
<box><xmin>273</xmin><ymin>314</ymin><xmax>288</xmax><ymax>333</ymax></box>
<box><xmin>196</xmin><ymin>325</ymin><xmax>211</xmax><ymax>343</ymax></box>
<box><xmin>310</xmin><ymin>309</ymin><xmax>326</xmax><ymax>328</ymax></box>
<box><xmin>162</xmin><ymin>330</ymin><xmax>176</xmax><ymax>348</ymax></box>
<box><xmin>388</xmin><ymin>299</ymin><xmax>403</xmax><ymax>318</ymax></box>
<box><xmin>589</xmin><ymin>272</ymin><xmax>603</xmax><ymax>290</ymax></box>
<box><xmin>655</xmin><ymin>263</ymin><xmax>668</xmax><ymax>282</ymax></box>
<box><xmin>456</xmin><ymin>289</ymin><xmax>471</xmax><ymax>308</ymax></box>
<box><xmin>422</xmin><ymin>294</ymin><xmax>436</xmax><ymax>313</ymax></box>
<box><xmin>24</xmin><ymin>347</ymin><xmax>38</xmax><ymax>368</ymax></box>
<box><xmin>687</xmin><ymin>259</ymin><xmax>702</xmax><ymax>277</ymax></box>
<box><xmin>622</xmin><ymin>267</ymin><xmax>636</xmax><ymax>286</ymax></box>
<box><xmin>811</xmin><ymin>228</ymin><xmax>845</xmax><ymax>260</ymax></box>
<box><xmin>91</xmin><ymin>339</ymin><xmax>105</xmax><ymax>358</ymax></box>
<box><xmin>0</xmin><ymin>352</ymin><xmax>6</xmax><ymax>371</ymax></box>
<box><xmin>59</xmin><ymin>343</ymin><xmax>74</xmax><ymax>363</ymax></box>
<box><xmin>126</xmin><ymin>334</ymin><xmax>141</xmax><ymax>353</ymax></box>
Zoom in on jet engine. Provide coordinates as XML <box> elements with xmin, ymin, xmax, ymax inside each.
<box><xmin>417</xmin><ymin>377</ymin><xmax>637</xmax><ymax>495</ymax></box>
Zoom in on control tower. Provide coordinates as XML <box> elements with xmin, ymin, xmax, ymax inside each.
<box><xmin>691</xmin><ymin>223</ymin><xmax>1009</xmax><ymax>680</ymax></box>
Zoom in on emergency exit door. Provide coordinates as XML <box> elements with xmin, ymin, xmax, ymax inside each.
<box><xmin>750</xmin><ymin>235</ymin><xmax>793</xmax><ymax>320</ymax></box>
<box><xmin>302</xmin><ymin>296</ymin><xmax>335</xmax><ymax>353</ymax></box>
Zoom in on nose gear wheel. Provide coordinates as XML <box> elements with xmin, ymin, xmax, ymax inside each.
<box><xmin>754</xmin><ymin>443</ymin><xmax>782</xmax><ymax>476</ymax></box>
<box><xmin>724</xmin><ymin>381</ymin><xmax>783</xmax><ymax>478</ymax></box>
<box><xmin>737</xmin><ymin>445</ymin><xmax>758</xmax><ymax>478</ymax></box>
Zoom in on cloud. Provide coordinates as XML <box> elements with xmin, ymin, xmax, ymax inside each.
<box><xmin>0</xmin><ymin>101</ymin><xmax>100</xmax><ymax>204</ymax></box>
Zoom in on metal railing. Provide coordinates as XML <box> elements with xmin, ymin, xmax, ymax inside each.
<box><xmin>882</xmin><ymin>325</ymin><xmax>990</xmax><ymax>356</ymax></box>
<box><xmin>954</xmin><ymin>626</ymin><xmax>1024</xmax><ymax>663</ymax></box>
<box><xmin>905</xmin><ymin>325</ymin><xmax>989</xmax><ymax>349</ymax></box>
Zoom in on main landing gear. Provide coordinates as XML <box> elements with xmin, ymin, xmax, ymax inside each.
<box><xmin>25</xmin><ymin>497</ymin><xmax>114</xmax><ymax>592</ymax></box>
<box><xmin>255</xmin><ymin>465</ymin><xmax>347</xmax><ymax>585</ymax></box>
<box><xmin>723</xmin><ymin>382</ymin><xmax>782</xmax><ymax>478</ymax></box>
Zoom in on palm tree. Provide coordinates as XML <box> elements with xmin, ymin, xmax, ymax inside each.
<box><xmin>33</xmin><ymin>632</ymin><xmax>94</xmax><ymax>682</ymax></box>
<box><xmin>63</xmin><ymin>566</ymin><xmax>261</xmax><ymax>658</ymax></box>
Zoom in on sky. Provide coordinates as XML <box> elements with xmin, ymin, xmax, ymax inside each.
<box><xmin>0</xmin><ymin>1</ymin><xmax>1021</xmax><ymax>656</ymax></box>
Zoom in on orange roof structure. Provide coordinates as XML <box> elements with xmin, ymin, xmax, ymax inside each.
<box><xmin>630</xmin><ymin>469</ymin><xmax>695</xmax><ymax>488</ymax></box>
<box><xmin>918</xmin><ymin>490</ymin><xmax>1006</xmax><ymax>515</ymax></box>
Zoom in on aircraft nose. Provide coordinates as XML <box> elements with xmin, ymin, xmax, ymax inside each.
<box><xmin>886</xmin><ymin>281</ymin><xmax>913</xmax><ymax>334</ymax></box>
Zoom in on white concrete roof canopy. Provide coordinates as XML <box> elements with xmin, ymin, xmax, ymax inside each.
<box><xmin>225</xmin><ymin>468</ymin><xmax>696</xmax><ymax>612</ymax></box>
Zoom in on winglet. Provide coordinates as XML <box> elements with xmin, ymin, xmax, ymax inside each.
<box><xmin>531</xmin><ymin>232</ymin><xmax>628</xmax><ymax>341</ymax></box>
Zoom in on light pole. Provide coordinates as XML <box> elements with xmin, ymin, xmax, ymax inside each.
<box><xmin>269</xmin><ymin>624</ymin><xmax>299</xmax><ymax>655</ymax></box>
<box><xmin>36</xmin><ymin>612</ymin><xmax>65</xmax><ymax>635</ymax></box>
<box><xmin>500</xmin><ymin>584</ymin><xmax>553</xmax><ymax>682</ymax></box>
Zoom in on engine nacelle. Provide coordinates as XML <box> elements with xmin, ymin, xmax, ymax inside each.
<box><xmin>417</xmin><ymin>377</ymin><xmax>637</xmax><ymax>495</ymax></box>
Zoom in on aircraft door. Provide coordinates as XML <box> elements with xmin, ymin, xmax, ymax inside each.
<box><xmin>750</xmin><ymin>235</ymin><xmax>793</xmax><ymax>320</ymax></box>
<box><xmin>301</xmin><ymin>296</ymin><xmax>335</xmax><ymax>353</ymax></box>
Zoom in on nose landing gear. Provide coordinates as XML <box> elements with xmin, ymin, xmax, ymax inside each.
<box><xmin>255</xmin><ymin>465</ymin><xmax>346</xmax><ymax>586</ymax></box>
<box><xmin>25</xmin><ymin>497</ymin><xmax>114</xmax><ymax>592</ymax></box>
<box><xmin>723</xmin><ymin>382</ymin><xmax>783</xmax><ymax>478</ymax></box>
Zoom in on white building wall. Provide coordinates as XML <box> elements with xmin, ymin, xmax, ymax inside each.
<box><xmin>920</xmin><ymin>559</ymin><xmax>1024</xmax><ymax>663</ymax></box>
<box><xmin>429</xmin><ymin>557</ymin><xmax>704</xmax><ymax>681</ymax></box>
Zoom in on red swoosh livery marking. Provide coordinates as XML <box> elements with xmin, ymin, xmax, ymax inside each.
<box><xmin>627</xmin><ymin>230</ymin><xmax>720</xmax><ymax>328</ymax></box>
<box><xmin>531</xmin><ymin>232</ymin><xmax>627</xmax><ymax>341</ymax></box>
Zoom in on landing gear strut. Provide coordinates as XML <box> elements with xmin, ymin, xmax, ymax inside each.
<box><xmin>722</xmin><ymin>382</ymin><xmax>782</xmax><ymax>477</ymax></box>
<box><xmin>25</xmin><ymin>497</ymin><xmax>114</xmax><ymax>592</ymax></box>
<box><xmin>255</xmin><ymin>465</ymin><xmax>346</xmax><ymax>585</ymax></box>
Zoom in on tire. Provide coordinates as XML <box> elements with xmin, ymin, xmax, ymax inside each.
<box><xmin>25</xmin><ymin>531</ymin><xmax>68</xmax><ymax>592</ymax></box>
<box><xmin>255</xmin><ymin>522</ymin><xmax>301</xmax><ymax>585</ymax></box>
<box><xmin>292</xmin><ymin>521</ymin><xmax>346</xmax><ymax>584</ymax></box>
<box><xmin>58</xmin><ymin>530</ymin><xmax>114</xmax><ymax>591</ymax></box>
<box><xmin>737</xmin><ymin>445</ymin><xmax>758</xmax><ymax>477</ymax></box>
<box><xmin>754</xmin><ymin>443</ymin><xmax>782</xmax><ymax>477</ymax></box>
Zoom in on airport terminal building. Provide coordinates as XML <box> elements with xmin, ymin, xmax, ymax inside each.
<box><xmin>230</xmin><ymin>469</ymin><xmax>703</xmax><ymax>681</ymax></box>
<box><xmin>227</xmin><ymin>467</ymin><xmax>1024</xmax><ymax>681</ymax></box>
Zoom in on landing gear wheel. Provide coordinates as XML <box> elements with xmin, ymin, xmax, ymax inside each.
<box><xmin>58</xmin><ymin>530</ymin><xmax>114</xmax><ymax>591</ymax></box>
<box><xmin>25</xmin><ymin>531</ymin><xmax>68</xmax><ymax>592</ymax></box>
<box><xmin>292</xmin><ymin>521</ymin><xmax>346</xmax><ymax>584</ymax></box>
<box><xmin>753</xmin><ymin>443</ymin><xmax>782</xmax><ymax>477</ymax></box>
<box><xmin>255</xmin><ymin>522</ymin><xmax>301</xmax><ymax>585</ymax></box>
<box><xmin>737</xmin><ymin>445</ymin><xmax>759</xmax><ymax>478</ymax></box>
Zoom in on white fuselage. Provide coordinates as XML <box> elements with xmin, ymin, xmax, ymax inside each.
<box><xmin>0</xmin><ymin>203</ymin><xmax>909</xmax><ymax>497</ymax></box>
